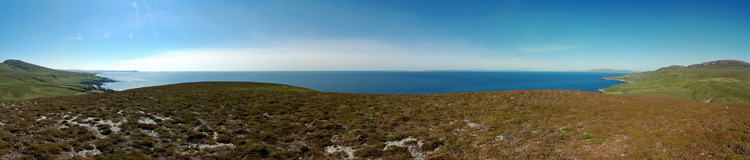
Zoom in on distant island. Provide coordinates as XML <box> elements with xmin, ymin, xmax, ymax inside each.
<box><xmin>392</xmin><ymin>70</ymin><xmax>472</xmax><ymax>72</ymax></box>
<box><xmin>602</xmin><ymin>59</ymin><xmax>750</xmax><ymax>104</ymax></box>
<box><xmin>584</xmin><ymin>69</ymin><xmax>636</xmax><ymax>73</ymax></box>
<box><xmin>0</xmin><ymin>60</ymin><xmax>114</xmax><ymax>101</ymax></box>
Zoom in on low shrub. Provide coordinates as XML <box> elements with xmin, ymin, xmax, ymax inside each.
<box><xmin>354</xmin><ymin>146</ymin><xmax>383</xmax><ymax>158</ymax></box>
<box><xmin>216</xmin><ymin>135</ymin><xmax>232</xmax><ymax>143</ymax></box>
<box><xmin>139</xmin><ymin>123</ymin><xmax>157</xmax><ymax>130</ymax></box>
<box><xmin>24</xmin><ymin>143</ymin><xmax>62</xmax><ymax>159</ymax></box>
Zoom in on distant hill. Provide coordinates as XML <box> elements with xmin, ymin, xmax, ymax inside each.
<box><xmin>584</xmin><ymin>69</ymin><xmax>636</xmax><ymax>73</ymax></box>
<box><xmin>63</xmin><ymin>69</ymin><xmax>139</xmax><ymax>74</ymax></box>
<box><xmin>602</xmin><ymin>60</ymin><xmax>750</xmax><ymax>103</ymax></box>
<box><xmin>0</xmin><ymin>59</ymin><xmax>113</xmax><ymax>101</ymax></box>
<box><xmin>2</xmin><ymin>59</ymin><xmax>58</xmax><ymax>72</ymax></box>
<box><xmin>1</xmin><ymin>82</ymin><xmax>749</xmax><ymax>159</ymax></box>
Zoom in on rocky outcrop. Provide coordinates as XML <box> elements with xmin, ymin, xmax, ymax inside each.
<box><xmin>80</xmin><ymin>77</ymin><xmax>117</xmax><ymax>93</ymax></box>
<box><xmin>655</xmin><ymin>65</ymin><xmax>686</xmax><ymax>72</ymax></box>
<box><xmin>686</xmin><ymin>59</ymin><xmax>750</xmax><ymax>68</ymax></box>
<box><xmin>654</xmin><ymin>60</ymin><xmax>749</xmax><ymax>72</ymax></box>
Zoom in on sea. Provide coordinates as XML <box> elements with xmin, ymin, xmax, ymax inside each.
<box><xmin>98</xmin><ymin>71</ymin><xmax>627</xmax><ymax>94</ymax></box>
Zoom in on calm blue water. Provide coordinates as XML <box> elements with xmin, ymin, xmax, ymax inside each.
<box><xmin>98</xmin><ymin>71</ymin><xmax>627</xmax><ymax>94</ymax></box>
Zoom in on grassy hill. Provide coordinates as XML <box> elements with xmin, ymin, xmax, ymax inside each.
<box><xmin>0</xmin><ymin>60</ymin><xmax>114</xmax><ymax>102</ymax></box>
<box><xmin>603</xmin><ymin>60</ymin><xmax>750</xmax><ymax>103</ymax></box>
<box><xmin>1</xmin><ymin>82</ymin><xmax>749</xmax><ymax>159</ymax></box>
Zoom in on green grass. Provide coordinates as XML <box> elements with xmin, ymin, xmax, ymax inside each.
<box><xmin>603</xmin><ymin>61</ymin><xmax>750</xmax><ymax>103</ymax></box>
<box><xmin>1</xmin><ymin>82</ymin><xmax>749</xmax><ymax>159</ymax></box>
<box><xmin>0</xmin><ymin>60</ymin><xmax>113</xmax><ymax>102</ymax></box>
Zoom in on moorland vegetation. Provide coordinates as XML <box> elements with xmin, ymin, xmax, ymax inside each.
<box><xmin>1</xmin><ymin>82</ymin><xmax>749</xmax><ymax>159</ymax></box>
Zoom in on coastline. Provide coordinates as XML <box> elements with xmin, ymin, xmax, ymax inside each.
<box><xmin>597</xmin><ymin>88</ymin><xmax>606</xmax><ymax>93</ymax></box>
<box><xmin>96</xmin><ymin>71</ymin><xmax>628</xmax><ymax>94</ymax></box>
<box><xmin>598</xmin><ymin>75</ymin><xmax>632</xmax><ymax>93</ymax></box>
<box><xmin>601</xmin><ymin>77</ymin><xmax>631</xmax><ymax>83</ymax></box>
<box><xmin>82</xmin><ymin>73</ymin><xmax>117</xmax><ymax>93</ymax></box>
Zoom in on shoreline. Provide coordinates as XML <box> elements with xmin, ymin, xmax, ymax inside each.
<box><xmin>82</xmin><ymin>73</ymin><xmax>117</xmax><ymax>93</ymax></box>
<box><xmin>598</xmin><ymin>75</ymin><xmax>633</xmax><ymax>93</ymax></box>
<box><xmin>94</xmin><ymin>72</ymin><xmax>633</xmax><ymax>94</ymax></box>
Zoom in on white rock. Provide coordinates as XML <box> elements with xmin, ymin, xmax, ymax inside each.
<box><xmin>325</xmin><ymin>145</ymin><xmax>355</xmax><ymax>159</ymax></box>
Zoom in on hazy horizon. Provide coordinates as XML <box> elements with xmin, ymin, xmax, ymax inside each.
<box><xmin>53</xmin><ymin>68</ymin><xmax>641</xmax><ymax>72</ymax></box>
<box><xmin>1</xmin><ymin>0</ymin><xmax>749</xmax><ymax>71</ymax></box>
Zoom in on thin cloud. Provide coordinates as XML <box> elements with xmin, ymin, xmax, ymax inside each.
<box><xmin>518</xmin><ymin>45</ymin><xmax>582</xmax><ymax>53</ymax></box>
<box><xmin>144</xmin><ymin>2</ymin><xmax>155</xmax><ymax>29</ymax></box>
<box><xmin>104</xmin><ymin>32</ymin><xmax>109</xmax><ymax>38</ymax></box>
<box><xmin>67</xmin><ymin>35</ymin><xmax>83</xmax><ymax>40</ymax></box>
<box><xmin>132</xmin><ymin>1</ymin><xmax>140</xmax><ymax>30</ymax></box>
<box><xmin>149</xmin><ymin>11</ymin><xmax>168</xmax><ymax>16</ymax></box>
<box><xmin>117</xmin><ymin>39</ymin><xmax>554</xmax><ymax>71</ymax></box>
<box><xmin>144</xmin><ymin>2</ymin><xmax>158</xmax><ymax>37</ymax></box>
<box><xmin>129</xmin><ymin>32</ymin><xmax>134</xmax><ymax>39</ymax></box>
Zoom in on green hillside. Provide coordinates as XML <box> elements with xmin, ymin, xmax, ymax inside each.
<box><xmin>0</xmin><ymin>60</ymin><xmax>114</xmax><ymax>102</ymax></box>
<box><xmin>1</xmin><ymin>82</ymin><xmax>749</xmax><ymax>159</ymax></box>
<box><xmin>603</xmin><ymin>60</ymin><xmax>750</xmax><ymax>103</ymax></box>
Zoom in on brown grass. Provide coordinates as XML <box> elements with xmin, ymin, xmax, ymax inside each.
<box><xmin>0</xmin><ymin>82</ymin><xmax>748</xmax><ymax>159</ymax></box>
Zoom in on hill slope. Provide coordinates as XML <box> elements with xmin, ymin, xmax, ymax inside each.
<box><xmin>603</xmin><ymin>60</ymin><xmax>750</xmax><ymax>103</ymax></box>
<box><xmin>1</xmin><ymin>82</ymin><xmax>749</xmax><ymax>159</ymax></box>
<box><xmin>0</xmin><ymin>60</ymin><xmax>114</xmax><ymax>102</ymax></box>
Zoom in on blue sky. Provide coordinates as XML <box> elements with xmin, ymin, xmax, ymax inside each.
<box><xmin>1</xmin><ymin>0</ymin><xmax>748</xmax><ymax>71</ymax></box>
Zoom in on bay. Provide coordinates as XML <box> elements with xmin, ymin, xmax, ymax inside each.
<box><xmin>98</xmin><ymin>71</ymin><xmax>627</xmax><ymax>94</ymax></box>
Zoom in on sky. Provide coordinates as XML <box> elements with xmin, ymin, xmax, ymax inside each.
<box><xmin>1</xmin><ymin>0</ymin><xmax>748</xmax><ymax>71</ymax></box>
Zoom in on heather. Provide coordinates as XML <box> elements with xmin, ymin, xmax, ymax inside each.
<box><xmin>1</xmin><ymin>82</ymin><xmax>748</xmax><ymax>159</ymax></box>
